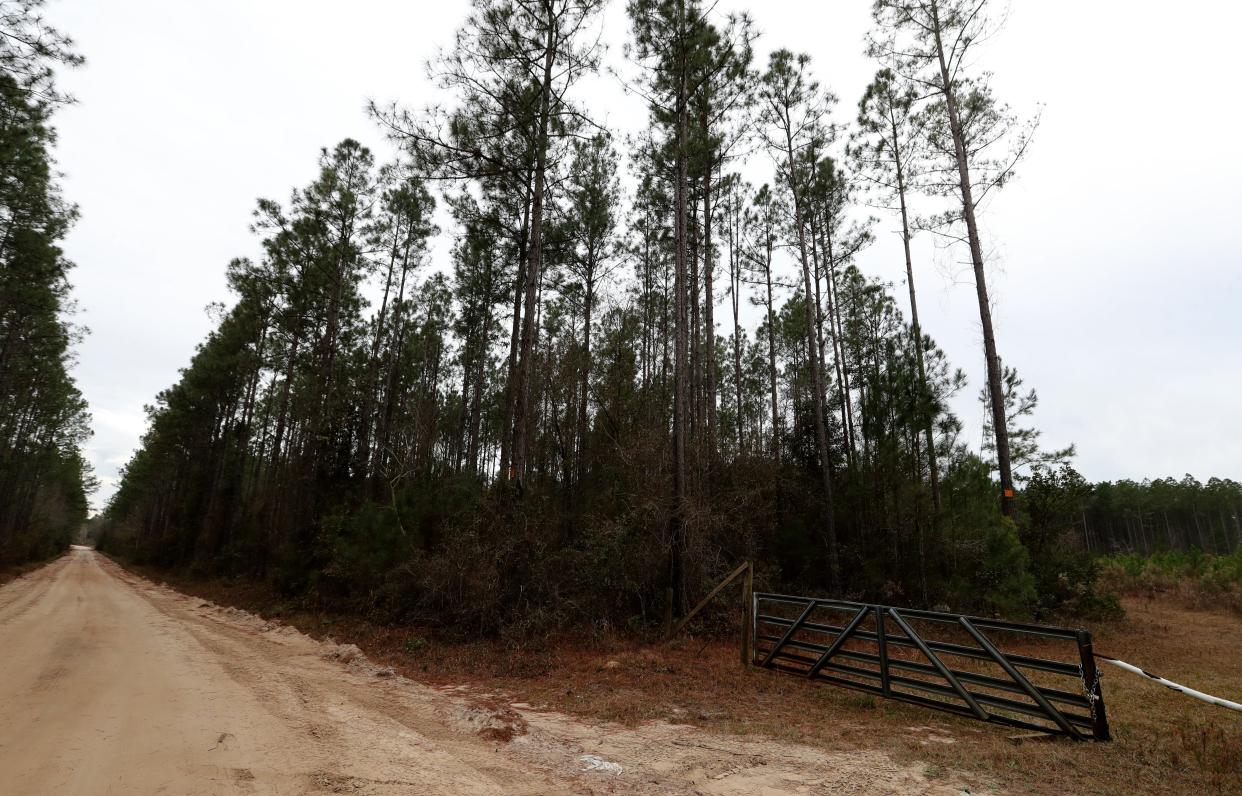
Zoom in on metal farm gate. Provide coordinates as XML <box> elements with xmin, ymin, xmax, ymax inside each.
<box><xmin>752</xmin><ymin>592</ymin><xmax>1110</xmax><ymax>740</ymax></box>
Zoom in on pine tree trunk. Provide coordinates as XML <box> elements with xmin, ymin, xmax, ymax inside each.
<box><xmin>376</xmin><ymin>254</ymin><xmax>413</xmax><ymax>486</ymax></box>
<box><xmin>763</xmin><ymin>242</ymin><xmax>780</xmax><ymax>465</ymax></box>
<box><xmin>511</xmin><ymin>18</ymin><xmax>557</xmax><ymax>489</ymax></box>
<box><xmin>702</xmin><ymin>125</ymin><xmax>717</xmax><ymax>467</ymax></box>
<box><xmin>729</xmin><ymin>207</ymin><xmax>743</xmax><ymax>456</ymax></box>
<box><xmin>890</xmin><ymin>111</ymin><xmax>940</xmax><ymax>511</ymax></box>
<box><xmin>930</xmin><ymin>3</ymin><xmax>1015</xmax><ymax>518</ymax></box>
<box><xmin>809</xmin><ymin>215</ymin><xmax>833</xmax><ymax>467</ymax></box>
<box><xmin>819</xmin><ymin>222</ymin><xmax>852</xmax><ymax>472</ymax></box>
<box><xmin>577</xmin><ymin>273</ymin><xmax>593</xmax><ymax>491</ymax></box>
<box><xmin>668</xmin><ymin>0</ymin><xmax>690</xmax><ymax>625</ymax></box>
<box><xmin>500</xmin><ymin>177</ymin><xmax>534</xmax><ymax>479</ymax></box>
<box><xmin>825</xmin><ymin>260</ymin><xmax>856</xmax><ymax>463</ymax></box>
<box><xmin>690</xmin><ymin>205</ymin><xmax>701</xmax><ymax>454</ymax></box>
<box><xmin>356</xmin><ymin>224</ymin><xmax>404</xmax><ymax>483</ymax></box>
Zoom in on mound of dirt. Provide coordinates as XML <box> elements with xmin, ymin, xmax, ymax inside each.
<box><xmin>321</xmin><ymin>641</ymin><xmax>366</xmax><ymax>664</ymax></box>
<box><xmin>451</xmin><ymin>699</ymin><xmax>530</xmax><ymax>744</ymax></box>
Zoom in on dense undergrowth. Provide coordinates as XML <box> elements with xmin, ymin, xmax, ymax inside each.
<box><xmin>99</xmin><ymin>461</ymin><xmax>1127</xmax><ymax>637</ymax></box>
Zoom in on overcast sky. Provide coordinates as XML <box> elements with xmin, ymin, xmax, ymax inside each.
<box><xmin>44</xmin><ymin>0</ymin><xmax>1242</xmax><ymax>511</ymax></box>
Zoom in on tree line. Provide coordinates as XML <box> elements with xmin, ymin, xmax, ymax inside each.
<box><xmin>100</xmin><ymin>0</ymin><xmax>1234</xmax><ymax>629</ymax></box>
<box><xmin>1026</xmin><ymin>468</ymin><xmax>1242</xmax><ymax>558</ymax></box>
<box><xmin>0</xmin><ymin>0</ymin><xmax>93</xmax><ymax>565</ymax></box>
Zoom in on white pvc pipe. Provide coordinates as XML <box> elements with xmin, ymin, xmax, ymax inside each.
<box><xmin>1098</xmin><ymin>655</ymin><xmax>1242</xmax><ymax>713</ymax></box>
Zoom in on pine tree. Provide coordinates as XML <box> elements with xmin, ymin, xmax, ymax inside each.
<box><xmin>850</xmin><ymin>68</ymin><xmax>942</xmax><ymax>507</ymax></box>
<box><xmin>0</xmin><ymin>4</ymin><xmax>92</xmax><ymax>562</ymax></box>
<box><xmin>627</xmin><ymin>0</ymin><xmax>716</xmax><ymax>620</ymax></box>
<box><xmin>560</xmin><ymin>135</ymin><xmax>621</xmax><ymax>491</ymax></box>
<box><xmin>375</xmin><ymin>0</ymin><xmax>605</xmax><ymax>490</ymax></box>
<box><xmin>869</xmin><ymin>0</ymin><xmax>1039</xmax><ymax>518</ymax></box>
<box><xmin>980</xmin><ymin>365</ymin><xmax>1075</xmax><ymax>485</ymax></box>
<box><xmin>745</xmin><ymin>184</ymin><xmax>784</xmax><ymax>465</ymax></box>
<box><xmin>758</xmin><ymin>50</ymin><xmax>840</xmax><ymax>587</ymax></box>
<box><xmin>0</xmin><ymin>0</ymin><xmax>83</xmax><ymax>104</ymax></box>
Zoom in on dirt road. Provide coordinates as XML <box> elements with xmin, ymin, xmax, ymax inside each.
<box><xmin>0</xmin><ymin>549</ymin><xmax>972</xmax><ymax>795</ymax></box>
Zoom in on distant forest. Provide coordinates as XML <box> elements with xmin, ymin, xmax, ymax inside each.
<box><xmin>3</xmin><ymin>2</ymin><xmax>1238</xmax><ymax>628</ymax></box>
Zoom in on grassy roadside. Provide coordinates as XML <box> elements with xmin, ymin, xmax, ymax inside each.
<box><xmin>113</xmin><ymin>557</ymin><xmax>1242</xmax><ymax>796</ymax></box>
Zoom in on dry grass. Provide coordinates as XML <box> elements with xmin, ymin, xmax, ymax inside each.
<box><xmin>125</xmin><ymin>563</ymin><xmax>1242</xmax><ymax>796</ymax></box>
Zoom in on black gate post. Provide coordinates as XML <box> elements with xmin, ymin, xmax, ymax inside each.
<box><xmin>1076</xmin><ymin>630</ymin><xmax>1111</xmax><ymax>741</ymax></box>
<box><xmin>874</xmin><ymin>605</ymin><xmax>891</xmax><ymax>697</ymax></box>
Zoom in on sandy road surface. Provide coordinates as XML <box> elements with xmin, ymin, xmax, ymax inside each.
<box><xmin>0</xmin><ymin>549</ymin><xmax>974</xmax><ymax>795</ymax></box>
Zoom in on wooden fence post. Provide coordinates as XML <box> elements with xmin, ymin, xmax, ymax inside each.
<box><xmin>666</xmin><ymin>561</ymin><xmax>752</xmax><ymax>646</ymax></box>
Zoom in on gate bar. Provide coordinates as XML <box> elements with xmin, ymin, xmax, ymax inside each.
<box><xmin>761</xmin><ymin>600</ymin><xmax>816</xmax><ymax>668</ymax></box>
<box><xmin>806</xmin><ymin>606</ymin><xmax>868</xmax><ymax>679</ymax></box>
<box><xmin>958</xmin><ymin>617</ymin><xmax>1082</xmax><ymax>738</ymax></box>
<box><xmin>887</xmin><ymin>609</ymin><xmax>988</xmax><ymax>720</ymax></box>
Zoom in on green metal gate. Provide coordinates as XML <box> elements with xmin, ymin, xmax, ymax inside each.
<box><xmin>753</xmin><ymin>592</ymin><xmax>1109</xmax><ymax>741</ymax></box>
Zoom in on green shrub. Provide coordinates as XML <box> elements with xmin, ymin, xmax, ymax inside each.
<box><xmin>1018</xmin><ymin>465</ymin><xmax>1123</xmax><ymax>619</ymax></box>
<box><xmin>939</xmin><ymin>456</ymin><xmax>1038</xmax><ymax>616</ymax></box>
<box><xmin>1098</xmin><ymin>545</ymin><xmax>1242</xmax><ymax>614</ymax></box>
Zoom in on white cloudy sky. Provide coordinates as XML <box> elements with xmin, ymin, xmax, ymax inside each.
<box><xmin>43</xmin><ymin>0</ymin><xmax>1242</xmax><ymax>511</ymax></box>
